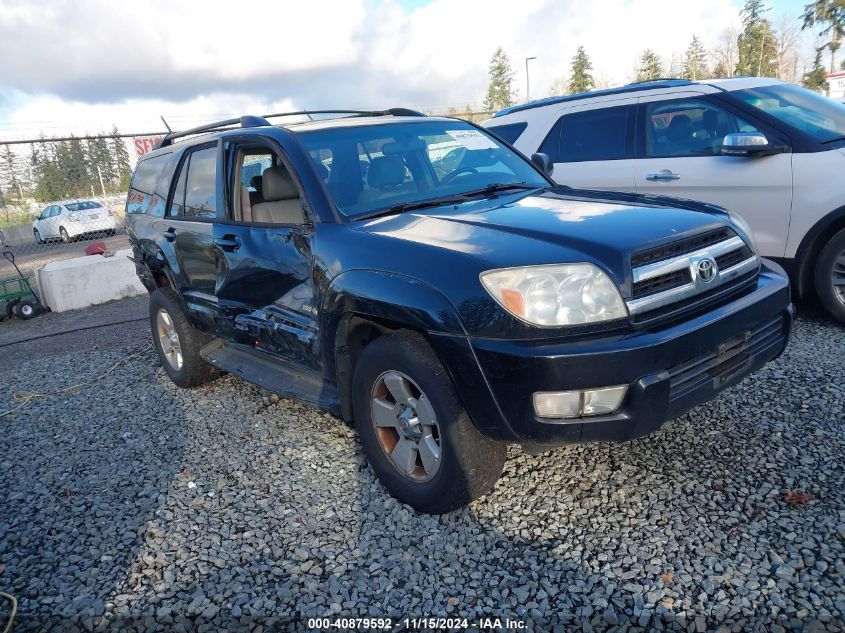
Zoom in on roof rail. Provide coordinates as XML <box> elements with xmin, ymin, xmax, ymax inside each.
<box><xmin>624</xmin><ymin>77</ymin><xmax>688</xmax><ymax>85</ymax></box>
<box><xmin>156</xmin><ymin>108</ymin><xmax>426</xmax><ymax>148</ymax></box>
<box><xmin>492</xmin><ymin>79</ymin><xmax>696</xmax><ymax>118</ymax></box>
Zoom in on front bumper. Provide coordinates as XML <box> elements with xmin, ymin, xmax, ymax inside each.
<box><xmin>431</xmin><ymin>260</ymin><xmax>793</xmax><ymax>446</ymax></box>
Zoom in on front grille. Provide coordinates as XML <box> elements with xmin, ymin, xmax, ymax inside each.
<box><xmin>668</xmin><ymin>316</ymin><xmax>784</xmax><ymax>401</ymax></box>
<box><xmin>631</xmin><ymin>227</ymin><xmax>736</xmax><ymax>268</ymax></box>
<box><xmin>627</xmin><ymin>228</ymin><xmax>759</xmax><ymax>327</ymax></box>
<box><xmin>631</xmin><ymin>271</ymin><xmax>757</xmax><ymax>327</ymax></box>
<box><xmin>632</xmin><ymin>268</ymin><xmax>690</xmax><ymax>299</ymax></box>
<box><xmin>715</xmin><ymin>245</ymin><xmax>753</xmax><ymax>270</ymax></box>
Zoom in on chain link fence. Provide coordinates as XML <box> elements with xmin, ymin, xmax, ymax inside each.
<box><xmin>0</xmin><ymin>109</ymin><xmax>493</xmax><ymax>306</ymax></box>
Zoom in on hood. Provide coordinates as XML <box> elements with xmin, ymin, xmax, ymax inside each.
<box><xmin>356</xmin><ymin>188</ymin><xmax>733</xmax><ymax>284</ymax></box>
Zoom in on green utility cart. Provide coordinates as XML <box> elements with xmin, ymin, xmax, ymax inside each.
<box><xmin>1</xmin><ymin>251</ymin><xmax>43</xmax><ymax>320</ymax></box>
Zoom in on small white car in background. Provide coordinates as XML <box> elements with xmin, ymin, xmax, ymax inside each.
<box><xmin>32</xmin><ymin>200</ymin><xmax>118</xmax><ymax>244</ymax></box>
<box><xmin>484</xmin><ymin>77</ymin><xmax>845</xmax><ymax>323</ymax></box>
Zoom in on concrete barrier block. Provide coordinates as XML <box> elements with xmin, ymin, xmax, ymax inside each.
<box><xmin>37</xmin><ymin>249</ymin><xmax>147</xmax><ymax>312</ymax></box>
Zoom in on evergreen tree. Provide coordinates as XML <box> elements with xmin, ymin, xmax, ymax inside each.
<box><xmin>635</xmin><ymin>49</ymin><xmax>664</xmax><ymax>82</ymax></box>
<box><xmin>683</xmin><ymin>35</ymin><xmax>710</xmax><ymax>79</ymax></box>
<box><xmin>736</xmin><ymin>0</ymin><xmax>779</xmax><ymax>76</ymax></box>
<box><xmin>482</xmin><ymin>48</ymin><xmax>516</xmax><ymax>112</ymax></box>
<box><xmin>568</xmin><ymin>46</ymin><xmax>595</xmax><ymax>94</ymax></box>
<box><xmin>801</xmin><ymin>0</ymin><xmax>845</xmax><ymax>74</ymax></box>
<box><xmin>0</xmin><ymin>145</ymin><xmax>21</xmax><ymax>202</ymax></box>
<box><xmin>803</xmin><ymin>48</ymin><xmax>831</xmax><ymax>90</ymax></box>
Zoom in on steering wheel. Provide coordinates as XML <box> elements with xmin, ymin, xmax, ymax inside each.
<box><xmin>441</xmin><ymin>166</ymin><xmax>478</xmax><ymax>184</ymax></box>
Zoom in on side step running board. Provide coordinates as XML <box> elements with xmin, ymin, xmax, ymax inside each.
<box><xmin>200</xmin><ymin>339</ymin><xmax>340</xmax><ymax>415</ymax></box>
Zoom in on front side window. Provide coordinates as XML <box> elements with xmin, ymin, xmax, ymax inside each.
<box><xmin>732</xmin><ymin>83</ymin><xmax>845</xmax><ymax>143</ymax></box>
<box><xmin>645</xmin><ymin>99</ymin><xmax>760</xmax><ymax>158</ymax></box>
<box><xmin>540</xmin><ymin>105</ymin><xmax>634</xmax><ymax>163</ymax></box>
<box><xmin>297</xmin><ymin>120</ymin><xmax>547</xmax><ymax>218</ymax></box>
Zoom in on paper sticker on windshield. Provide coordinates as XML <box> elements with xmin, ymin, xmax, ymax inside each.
<box><xmin>445</xmin><ymin>130</ymin><xmax>498</xmax><ymax>151</ymax></box>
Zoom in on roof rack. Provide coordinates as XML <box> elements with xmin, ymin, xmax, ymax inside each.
<box><xmin>156</xmin><ymin>108</ymin><xmax>426</xmax><ymax>148</ymax></box>
<box><xmin>625</xmin><ymin>77</ymin><xmax>688</xmax><ymax>85</ymax></box>
<box><xmin>492</xmin><ymin>79</ymin><xmax>696</xmax><ymax>118</ymax></box>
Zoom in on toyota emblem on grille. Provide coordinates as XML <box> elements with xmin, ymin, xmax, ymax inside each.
<box><xmin>696</xmin><ymin>257</ymin><xmax>718</xmax><ymax>283</ymax></box>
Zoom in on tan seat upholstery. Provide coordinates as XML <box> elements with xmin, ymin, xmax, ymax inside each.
<box><xmin>358</xmin><ymin>156</ymin><xmax>406</xmax><ymax>205</ymax></box>
<box><xmin>252</xmin><ymin>166</ymin><xmax>305</xmax><ymax>224</ymax></box>
<box><xmin>240</xmin><ymin>185</ymin><xmax>253</xmax><ymax>222</ymax></box>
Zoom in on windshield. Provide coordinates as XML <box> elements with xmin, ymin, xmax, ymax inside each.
<box><xmin>296</xmin><ymin>120</ymin><xmax>547</xmax><ymax>218</ymax></box>
<box><xmin>732</xmin><ymin>83</ymin><xmax>845</xmax><ymax>143</ymax></box>
<box><xmin>65</xmin><ymin>201</ymin><xmax>102</xmax><ymax>212</ymax></box>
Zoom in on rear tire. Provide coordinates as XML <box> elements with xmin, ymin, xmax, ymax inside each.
<box><xmin>59</xmin><ymin>227</ymin><xmax>70</xmax><ymax>243</ymax></box>
<box><xmin>149</xmin><ymin>288</ymin><xmax>219</xmax><ymax>387</ymax></box>
<box><xmin>352</xmin><ymin>331</ymin><xmax>506</xmax><ymax>514</ymax></box>
<box><xmin>814</xmin><ymin>228</ymin><xmax>845</xmax><ymax>324</ymax></box>
<box><xmin>5</xmin><ymin>300</ymin><xmax>18</xmax><ymax>319</ymax></box>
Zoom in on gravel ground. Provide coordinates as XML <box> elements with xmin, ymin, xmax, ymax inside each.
<box><xmin>0</xmin><ymin>302</ymin><xmax>843</xmax><ymax>632</ymax></box>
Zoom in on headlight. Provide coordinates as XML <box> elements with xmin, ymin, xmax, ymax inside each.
<box><xmin>727</xmin><ymin>211</ymin><xmax>757</xmax><ymax>252</ymax></box>
<box><xmin>480</xmin><ymin>263</ymin><xmax>628</xmax><ymax>327</ymax></box>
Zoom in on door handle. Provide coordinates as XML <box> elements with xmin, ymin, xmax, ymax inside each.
<box><xmin>163</xmin><ymin>228</ymin><xmax>177</xmax><ymax>242</ymax></box>
<box><xmin>214</xmin><ymin>235</ymin><xmax>241</xmax><ymax>251</ymax></box>
<box><xmin>646</xmin><ymin>172</ymin><xmax>681</xmax><ymax>181</ymax></box>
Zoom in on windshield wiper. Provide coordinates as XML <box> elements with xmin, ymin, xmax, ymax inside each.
<box><xmin>353</xmin><ymin>183</ymin><xmax>543</xmax><ymax>222</ymax></box>
<box><xmin>458</xmin><ymin>182</ymin><xmax>543</xmax><ymax>198</ymax></box>
<box><xmin>354</xmin><ymin>194</ymin><xmax>476</xmax><ymax>221</ymax></box>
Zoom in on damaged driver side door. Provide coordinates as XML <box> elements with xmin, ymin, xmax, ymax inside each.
<box><xmin>212</xmin><ymin>136</ymin><xmax>320</xmax><ymax>369</ymax></box>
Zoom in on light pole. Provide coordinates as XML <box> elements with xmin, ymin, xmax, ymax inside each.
<box><xmin>525</xmin><ymin>56</ymin><xmax>537</xmax><ymax>103</ymax></box>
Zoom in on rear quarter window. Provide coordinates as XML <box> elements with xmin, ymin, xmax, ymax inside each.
<box><xmin>486</xmin><ymin>122</ymin><xmax>528</xmax><ymax>145</ymax></box>
<box><xmin>540</xmin><ymin>105</ymin><xmax>634</xmax><ymax>163</ymax></box>
<box><xmin>126</xmin><ymin>153</ymin><xmax>172</xmax><ymax>215</ymax></box>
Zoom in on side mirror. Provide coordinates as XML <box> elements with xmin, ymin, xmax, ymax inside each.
<box><xmin>530</xmin><ymin>152</ymin><xmax>554</xmax><ymax>177</ymax></box>
<box><xmin>719</xmin><ymin>132</ymin><xmax>775</xmax><ymax>157</ymax></box>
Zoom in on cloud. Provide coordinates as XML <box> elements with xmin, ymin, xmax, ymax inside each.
<box><xmin>0</xmin><ymin>0</ymin><xmax>790</xmax><ymax>135</ymax></box>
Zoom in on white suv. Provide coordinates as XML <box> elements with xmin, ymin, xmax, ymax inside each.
<box><xmin>484</xmin><ymin>78</ymin><xmax>845</xmax><ymax>323</ymax></box>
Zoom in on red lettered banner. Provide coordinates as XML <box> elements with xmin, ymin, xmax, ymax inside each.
<box><xmin>133</xmin><ymin>136</ymin><xmax>164</xmax><ymax>157</ymax></box>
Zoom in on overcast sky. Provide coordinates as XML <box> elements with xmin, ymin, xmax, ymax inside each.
<box><xmin>0</xmin><ymin>0</ymin><xmax>810</xmax><ymax>139</ymax></box>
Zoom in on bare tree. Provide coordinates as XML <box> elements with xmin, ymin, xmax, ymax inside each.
<box><xmin>547</xmin><ymin>75</ymin><xmax>569</xmax><ymax>96</ymax></box>
<box><xmin>712</xmin><ymin>27</ymin><xmax>740</xmax><ymax>77</ymax></box>
<box><xmin>775</xmin><ymin>13</ymin><xmax>803</xmax><ymax>82</ymax></box>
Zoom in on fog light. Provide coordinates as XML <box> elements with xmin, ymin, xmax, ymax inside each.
<box><xmin>533</xmin><ymin>385</ymin><xmax>628</xmax><ymax>419</ymax></box>
<box><xmin>582</xmin><ymin>385</ymin><xmax>628</xmax><ymax>415</ymax></box>
<box><xmin>533</xmin><ymin>391</ymin><xmax>581</xmax><ymax>418</ymax></box>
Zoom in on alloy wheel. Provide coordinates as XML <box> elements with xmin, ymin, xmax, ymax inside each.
<box><xmin>156</xmin><ymin>308</ymin><xmax>183</xmax><ymax>370</ymax></box>
<box><xmin>370</xmin><ymin>370</ymin><xmax>442</xmax><ymax>482</ymax></box>
<box><xmin>833</xmin><ymin>250</ymin><xmax>845</xmax><ymax>306</ymax></box>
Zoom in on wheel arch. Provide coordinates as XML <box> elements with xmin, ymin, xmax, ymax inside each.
<box><xmin>792</xmin><ymin>204</ymin><xmax>845</xmax><ymax>299</ymax></box>
<box><xmin>321</xmin><ymin>270</ymin><xmax>465</xmax><ymax>421</ymax></box>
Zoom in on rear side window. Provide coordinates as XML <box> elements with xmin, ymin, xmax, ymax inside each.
<box><xmin>126</xmin><ymin>153</ymin><xmax>171</xmax><ymax>215</ymax></box>
<box><xmin>540</xmin><ymin>105</ymin><xmax>634</xmax><ymax>163</ymax></box>
<box><xmin>169</xmin><ymin>145</ymin><xmax>218</xmax><ymax>219</ymax></box>
<box><xmin>486</xmin><ymin>122</ymin><xmax>528</xmax><ymax>144</ymax></box>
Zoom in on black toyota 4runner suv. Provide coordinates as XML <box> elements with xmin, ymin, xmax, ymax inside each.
<box><xmin>126</xmin><ymin>109</ymin><xmax>794</xmax><ymax>513</ymax></box>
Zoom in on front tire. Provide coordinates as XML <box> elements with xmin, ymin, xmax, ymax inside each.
<box><xmin>814</xmin><ymin>228</ymin><xmax>845</xmax><ymax>324</ymax></box>
<box><xmin>352</xmin><ymin>331</ymin><xmax>506</xmax><ymax>514</ymax></box>
<box><xmin>149</xmin><ymin>288</ymin><xmax>219</xmax><ymax>387</ymax></box>
<box><xmin>34</xmin><ymin>229</ymin><xmax>42</xmax><ymax>244</ymax></box>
